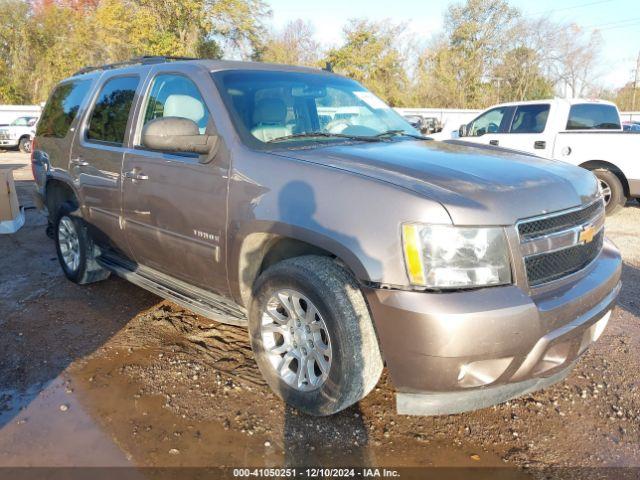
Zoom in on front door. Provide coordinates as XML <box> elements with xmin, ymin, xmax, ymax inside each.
<box><xmin>70</xmin><ymin>74</ymin><xmax>143</xmax><ymax>258</ymax></box>
<box><xmin>122</xmin><ymin>69</ymin><xmax>229</xmax><ymax>294</ymax></box>
<box><xmin>462</xmin><ymin>106</ymin><xmax>514</xmax><ymax>148</ymax></box>
<box><xmin>495</xmin><ymin>103</ymin><xmax>553</xmax><ymax>156</ymax></box>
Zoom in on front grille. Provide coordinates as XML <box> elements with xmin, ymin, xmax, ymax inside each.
<box><xmin>518</xmin><ymin>200</ymin><xmax>605</xmax><ymax>286</ymax></box>
<box><xmin>518</xmin><ymin>201</ymin><xmax>604</xmax><ymax>239</ymax></box>
<box><xmin>0</xmin><ymin>134</ymin><xmax>10</xmax><ymax>140</ymax></box>
<box><xmin>525</xmin><ymin>230</ymin><xmax>604</xmax><ymax>286</ymax></box>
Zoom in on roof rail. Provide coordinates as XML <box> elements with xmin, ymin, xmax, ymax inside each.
<box><xmin>73</xmin><ymin>56</ymin><xmax>199</xmax><ymax>76</ymax></box>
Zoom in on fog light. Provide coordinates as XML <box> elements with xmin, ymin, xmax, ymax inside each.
<box><xmin>457</xmin><ymin>357</ymin><xmax>513</xmax><ymax>388</ymax></box>
<box><xmin>533</xmin><ymin>342</ymin><xmax>570</xmax><ymax>375</ymax></box>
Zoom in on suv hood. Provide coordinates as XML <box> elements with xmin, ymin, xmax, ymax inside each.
<box><xmin>272</xmin><ymin>140</ymin><xmax>600</xmax><ymax>225</ymax></box>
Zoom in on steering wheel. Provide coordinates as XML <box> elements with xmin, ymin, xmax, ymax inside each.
<box><xmin>325</xmin><ymin>119</ymin><xmax>352</xmax><ymax>134</ymax></box>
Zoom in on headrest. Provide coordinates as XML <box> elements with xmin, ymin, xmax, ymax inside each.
<box><xmin>253</xmin><ymin>98</ymin><xmax>287</xmax><ymax>125</ymax></box>
<box><xmin>163</xmin><ymin>95</ymin><xmax>205</xmax><ymax>124</ymax></box>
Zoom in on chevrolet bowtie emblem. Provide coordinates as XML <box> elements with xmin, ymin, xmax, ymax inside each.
<box><xmin>579</xmin><ymin>225</ymin><xmax>597</xmax><ymax>244</ymax></box>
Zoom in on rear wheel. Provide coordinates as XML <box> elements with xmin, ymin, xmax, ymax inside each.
<box><xmin>593</xmin><ymin>169</ymin><xmax>624</xmax><ymax>216</ymax></box>
<box><xmin>248</xmin><ymin>255</ymin><xmax>383</xmax><ymax>416</ymax></box>
<box><xmin>54</xmin><ymin>202</ymin><xmax>110</xmax><ymax>284</ymax></box>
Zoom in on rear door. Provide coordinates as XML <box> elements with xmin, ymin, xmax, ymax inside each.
<box><xmin>34</xmin><ymin>78</ymin><xmax>95</xmax><ymax>187</ymax></box>
<box><xmin>552</xmin><ymin>102</ymin><xmax>624</xmax><ymax>166</ymax></box>
<box><xmin>69</xmin><ymin>72</ymin><xmax>145</xmax><ymax>257</ymax></box>
<box><xmin>121</xmin><ymin>65</ymin><xmax>229</xmax><ymax>294</ymax></box>
<box><xmin>462</xmin><ymin>106</ymin><xmax>514</xmax><ymax>148</ymax></box>
<box><xmin>496</xmin><ymin>103</ymin><xmax>553</xmax><ymax>155</ymax></box>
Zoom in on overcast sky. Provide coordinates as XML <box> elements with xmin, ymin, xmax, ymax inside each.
<box><xmin>268</xmin><ymin>0</ymin><xmax>640</xmax><ymax>90</ymax></box>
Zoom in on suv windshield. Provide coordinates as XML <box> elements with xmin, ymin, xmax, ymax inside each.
<box><xmin>212</xmin><ymin>70</ymin><xmax>419</xmax><ymax>147</ymax></box>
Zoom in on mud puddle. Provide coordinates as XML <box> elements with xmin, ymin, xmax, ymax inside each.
<box><xmin>56</xmin><ymin>342</ymin><xmax>512</xmax><ymax>469</ymax></box>
<box><xmin>0</xmin><ymin>376</ymin><xmax>129</xmax><ymax>466</ymax></box>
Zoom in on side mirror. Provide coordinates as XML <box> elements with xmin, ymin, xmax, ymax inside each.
<box><xmin>141</xmin><ymin>117</ymin><xmax>218</xmax><ymax>161</ymax></box>
<box><xmin>459</xmin><ymin>124</ymin><xmax>468</xmax><ymax>137</ymax></box>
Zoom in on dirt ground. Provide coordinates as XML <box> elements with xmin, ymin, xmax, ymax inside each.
<box><xmin>1</xmin><ymin>151</ymin><xmax>639</xmax><ymax>477</ymax></box>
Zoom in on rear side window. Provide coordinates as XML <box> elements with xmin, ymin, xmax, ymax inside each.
<box><xmin>87</xmin><ymin>76</ymin><xmax>140</xmax><ymax>145</ymax></box>
<box><xmin>566</xmin><ymin>104</ymin><xmax>621</xmax><ymax>130</ymax></box>
<box><xmin>510</xmin><ymin>104</ymin><xmax>550</xmax><ymax>133</ymax></box>
<box><xmin>37</xmin><ymin>79</ymin><xmax>92</xmax><ymax>138</ymax></box>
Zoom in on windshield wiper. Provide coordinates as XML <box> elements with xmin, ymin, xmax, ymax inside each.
<box><xmin>266</xmin><ymin>132</ymin><xmax>382</xmax><ymax>143</ymax></box>
<box><xmin>373</xmin><ymin>130</ymin><xmax>431</xmax><ymax>140</ymax></box>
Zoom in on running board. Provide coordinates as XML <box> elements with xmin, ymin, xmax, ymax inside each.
<box><xmin>97</xmin><ymin>255</ymin><xmax>248</xmax><ymax>327</ymax></box>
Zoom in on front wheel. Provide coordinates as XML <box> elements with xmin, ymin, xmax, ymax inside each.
<box><xmin>593</xmin><ymin>169</ymin><xmax>624</xmax><ymax>216</ymax></box>
<box><xmin>248</xmin><ymin>256</ymin><xmax>383</xmax><ymax>416</ymax></box>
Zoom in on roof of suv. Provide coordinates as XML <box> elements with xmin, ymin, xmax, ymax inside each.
<box><xmin>72</xmin><ymin>56</ymin><xmax>333</xmax><ymax>78</ymax></box>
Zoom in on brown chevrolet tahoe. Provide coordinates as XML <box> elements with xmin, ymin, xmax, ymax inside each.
<box><xmin>31</xmin><ymin>56</ymin><xmax>621</xmax><ymax>416</ymax></box>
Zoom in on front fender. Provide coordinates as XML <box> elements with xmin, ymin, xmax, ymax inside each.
<box><xmin>226</xmin><ymin>149</ymin><xmax>452</xmax><ymax>304</ymax></box>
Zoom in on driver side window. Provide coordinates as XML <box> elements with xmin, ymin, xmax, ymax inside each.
<box><xmin>141</xmin><ymin>73</ymin><xmax>210</xmax><ymax>138</ymax></box>
<box><xmin>469</xmin><ymin>107</ymin><xmax>508</xmax><ymax>137</ymax></box>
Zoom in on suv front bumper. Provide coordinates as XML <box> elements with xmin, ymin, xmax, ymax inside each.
<box><xmin>364</xmin><ymin>239</ymin><xmax>621</xmax><ymax>415</ymax></box>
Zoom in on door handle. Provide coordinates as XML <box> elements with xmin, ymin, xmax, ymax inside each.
<box><xmin>489</xmin><ymin>140</ymin><xmax>499</xmax><ymax>146</ymax></box>
<box><xmin>534</xmin><ymin>140</ymin><xmax>546</xmax><ymax>149</ymax></box>
<box><xmin>123</xmin><ymin>169</ymin><xmax>149</xmax><ymax>182</ymax></box>
<box><xmin>70</xmin><ymin>157</ymin><xmax>89</xmax><ymax>167</ymax></box>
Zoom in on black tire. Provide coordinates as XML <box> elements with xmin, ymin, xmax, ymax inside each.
<box><xmin>54</xmin><ymin>202</ymin><xmax>110</xmax><ymax>285</ymax></box>
<box><xmin>248</xmin><ymin>255</ymin><xmax>383</xmax><ymax>416</ymax></box>
<box><xmin>18</xmin><ymin>136</ymin><xmax>31</xmax><ymax>154</ymax></box>
<box><xmin>593</xmin><ymin>169</ymin><xmax>624</xmax><ymax>216</ymax></box>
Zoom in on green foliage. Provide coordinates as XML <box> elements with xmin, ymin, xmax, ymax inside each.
<box><xmin>614</xmin><ymin>83</ymin><xmax>639</xmax><ymax>111</ymax></box>
<box><xmin>414</xmin><ymin>0</ymin><xmax>521</xmax><ymax>108</ymax></box>
<box><xmin>261</xmin><ymin>19</ymin><xmax>320</xmax><ymax>67</ymax></box>
<box><xmin>0</xmin><ymin>0</ymin><xmax>268</xmax><ymax>104</ymax></box>
<box><xmin>0</xmin><ymin>0</ymin><xmax>626</xmax><ymax>109</ymax></box>
<box><xmin>495</xmin><ymin>47</ymin><xmax>555</xmax><ymax>102</ymax></box>
<box><xmin>324</xmin><ymin>19</ymin><xmax>411</xmax><ymax>107</ymax></box>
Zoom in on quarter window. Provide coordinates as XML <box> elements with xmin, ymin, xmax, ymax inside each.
<box><xmin>469</xmin><ymin>107</ymin><xmax>508</xmax><ymax>136</ymax></box>
<box><xmin>142</xmin><ymin>74</ymin><xmax>209</xmax><ymax>136</ymax></box>
<box><xmin>37</xmin><ymin>79</ymin><xmax>92</xmax><ymax>138</ymax></box>
<box><xmin>566</xmin><ymin>104</ymin><xmax>621</xmax><ymax>130</ymax></box>
<box><xmin>509</xmin><ymin>104</ymin><xmax>550</xmax><ymax>133</ymax></box>
<box><xmin>87</xmin><ymin>76</ymin><xmax>140</xmax><ymax>145</ymax></box>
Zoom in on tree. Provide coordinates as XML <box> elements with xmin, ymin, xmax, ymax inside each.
<box><xmin>323</xmin><ymin>19</ymin><xmax>410</xmax><ymax>106</ymax></box>
<box><xmin>0</xmin><ymin>0</ymin><xmax>32</xmax><ymax>103</ymax></box>
<box><xmin>0</xmin><ymin>0</ymin><xmax>270</xmax><ymax>104</ymax></box>
<box><xmin>410</xmin><ymin>0</ymin><xmax>521</xmax><ymax>108</ymax></box>
<box><xmin>209</xmin><ymin>0</ymin><xmax>271</xmax><ymax>60</ymax></box>
<box><xmin>261</xmin><ymin>19</ymin><xmax>321</xmax><ymax>67</ymax></box>
<box><xmin>550</xmin><ymin>25</ymin><xmax>602</xmax><ymax>98</ymax></box>
<box><xmin>494</xmin><ymin>46</ymin><xmax>554</xmax><ymax>102</ymax></box>
<box><xmin>443</xmin><ymin>0</ymin><xmax>520</xmax><ymax>107</ymax></box>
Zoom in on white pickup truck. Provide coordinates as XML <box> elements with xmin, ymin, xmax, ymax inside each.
<box><xmin>0</xmin><ymin>116</ymin><xmax>38</xmax><ymax>153</ymax></box>
<box><xmin>454</xmin><ymin>99</ymin><xmax>640</xmax><ymax>215</ymax></box>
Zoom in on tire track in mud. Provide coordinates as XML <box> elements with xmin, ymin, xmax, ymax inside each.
<box><xmin>116</xmin><ymin>303</ymin><xmax>266</xmax><ymax>387</ymax></box>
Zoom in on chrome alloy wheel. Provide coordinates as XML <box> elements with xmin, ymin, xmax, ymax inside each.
<box><xmin>58</xmin><ymin>217</ymin><xmax>80</xmax><ymax>272</ymax></box>
<box><xmin>599</xmin><ymin>179</ymin><xmax>612</xmax><ymax>206</ymax></box>
<box><xmin>260</xmin><ymin>289</ymin><xmax>332</xmax><ymax>391</ymax></box>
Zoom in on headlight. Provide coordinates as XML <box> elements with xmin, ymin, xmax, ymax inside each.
<box><xmin>402</xmin><ymin>224</ymin><xmax>512</xmax><ymax>288</ymax></box>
